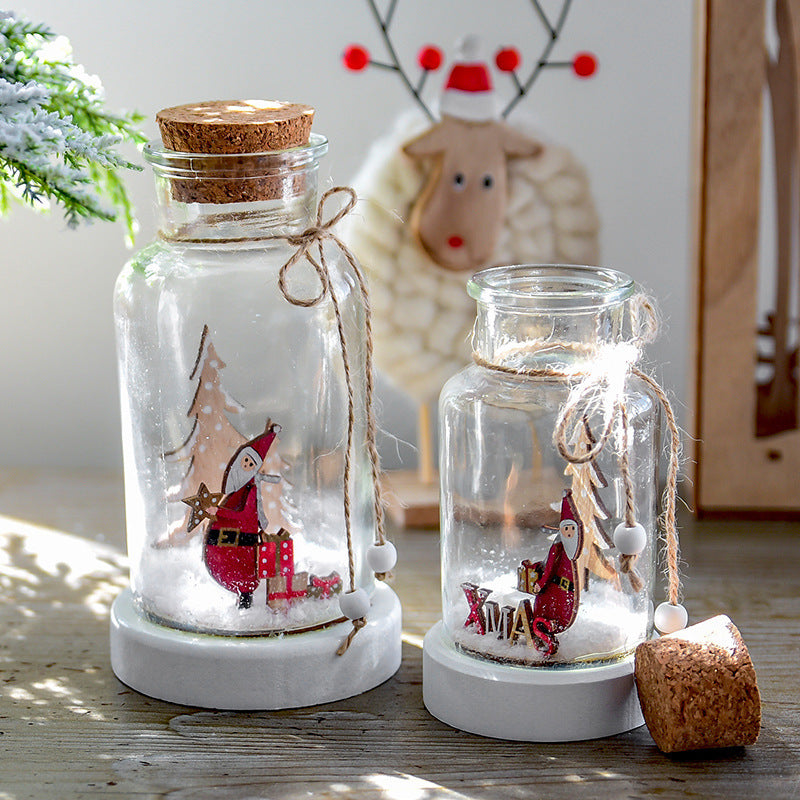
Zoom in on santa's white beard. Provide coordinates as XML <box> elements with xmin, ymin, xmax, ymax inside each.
<box><xmin>561</xmin><ymin>532</ymin><xmax>581</xmax><ymax>561</ymax></box>
<box><xmin>224</xmin><ymin>463</ymin><xmax>255</xmax><ymax>494</ymax></box>
<box><xmin>224</xmin><ymin>446</ymin><xmax>263</xmax><ymax>494</ymax></box>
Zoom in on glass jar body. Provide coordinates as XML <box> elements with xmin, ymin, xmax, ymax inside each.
<box><xmin>439</xmin><ymin>266</ymin><xmax>659</xmax><ymax>667</ymax></box>
<box><xmin>114</xmin><ymin>138</ymin><xmax>375</xmax><ymax>636</ymax></box>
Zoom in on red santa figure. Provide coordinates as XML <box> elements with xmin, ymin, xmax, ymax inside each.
<box><xmin>530</xmin><ymin>490</ymin><xmax>584</xmax><ymax>655</ymax></box>
<box><xmin>203</xmin><ymin>421</ymin><xmax>281</xmax><ymax>609</ymax></box>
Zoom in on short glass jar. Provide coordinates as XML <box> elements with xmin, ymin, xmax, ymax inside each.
<box><xmin>425</xmin><ymin>264</ymin><xmax>660</xmax><ymax>740</ymax></box>
<box><xmin>110</xmin><ymin>102</ymin><xmax>400</xmax><ymax>710</ymax></box>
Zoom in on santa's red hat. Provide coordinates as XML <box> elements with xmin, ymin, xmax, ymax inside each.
<box><xmin>440</xmin><ymin>35</ymin><xmax>497</xmax><ymax>121</ymax></box>
<box><xmin>246</xmin><ymin>420</ymin><xmax>280</xmax><ymax>462</ymax></box>
<box><xmin>559</xmin><ymin>490</ymin><xmax>580</xmax><ymax>529</ymax></box>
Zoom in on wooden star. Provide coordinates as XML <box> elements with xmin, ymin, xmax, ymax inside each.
<box><xmin>182</xmin><ymin>482</ymin><xmax>223</xmax><ymax>531</ymax></box>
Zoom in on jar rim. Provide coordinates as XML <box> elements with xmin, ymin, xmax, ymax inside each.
<box><xmin>143</xmin><ymin>132</ymin><xmax>329</xmax><ymax>174</ymax></box>
<box><xmin>467</xmin><ymin>265</ymin><xmax>636</xmax><ymax>310</ymax></box>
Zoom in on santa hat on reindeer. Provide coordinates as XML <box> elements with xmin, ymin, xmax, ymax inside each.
<box><xmin>440</xmin><ymin>35</ymin><xmax>498</xmax><ymax>121</ymax></box>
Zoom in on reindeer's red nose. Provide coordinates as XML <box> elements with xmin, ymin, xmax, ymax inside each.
<box><xmin>448</xmin><ymin>235</ymin><xmax>464</xmax><ymax>249</ymax></box>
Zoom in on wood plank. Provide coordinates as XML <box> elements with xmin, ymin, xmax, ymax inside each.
<box><xmin>693</xmin><ymin>0</ymin><xmax>800</xmax><ymax>512</ymax></box>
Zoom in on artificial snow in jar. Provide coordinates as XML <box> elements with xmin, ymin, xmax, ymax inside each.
<box><xmin>110</xmin><ymin>100</ymin><xmax>400</xmax><ymax>710</ymax></box>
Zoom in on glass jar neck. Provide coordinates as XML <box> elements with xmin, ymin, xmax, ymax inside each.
<box><xmin>144</xmin><ymin>134</ymin><xmax>328</xmax><ymax>243</ymax></box>
<box><xmin>469</xmin><ymin>265</ymin><xmax>637</xmax><ymax>372</ymax></box>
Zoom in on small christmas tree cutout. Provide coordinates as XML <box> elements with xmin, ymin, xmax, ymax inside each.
<box><xmin>163</xmin><ymin>325</ymin><xmax>246</xmax><ymax>546</ymax></box>
<box><xmin>563</xmin><ymin>416</ymin><xmax>620</xmax><ymax>590</ymax></box>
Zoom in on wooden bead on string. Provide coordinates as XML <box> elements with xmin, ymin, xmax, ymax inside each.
<box><xmin>654</xmin><ymin>601</ymin><xmax>688</xmax><ymax>635</ymax></box>
<box><xmin>613</xmin><ymin>522</ymin><xmax>647</xmax><ymax>555</ymax></box>
<box><xmin>339</xmin><ymin>588</ymin><xmax>370</xmax><ymax>620</ymax></box>
<box><xmin>367</xmin><ymin>541</ymin><xmax>397</xmax><ymax>573</ymax></box>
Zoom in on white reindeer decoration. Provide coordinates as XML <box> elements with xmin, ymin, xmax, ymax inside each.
<box><xmin>342</xmin><ymin>3</ymin><xmax>600</xmax><ymax>513</ymax></box>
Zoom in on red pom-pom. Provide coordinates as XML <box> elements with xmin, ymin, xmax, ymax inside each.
<box><xmin>495</xmin><ymin>47</ymin><xmax>521</xmax><ymax>73</ymax></box>
<box><xmin>572</xmin><ymin>52</ymin><xmax>598</xmax><ymax>78</ymax></box>
<box><xmin>418</xmin><ymin>45</ymin><xmax>443</xmax><ymax>71</ymax></box>
<box><xmin>343</xmin><ymin>44</ymin><xmax>370</xmax><ymax>72</ymax></box>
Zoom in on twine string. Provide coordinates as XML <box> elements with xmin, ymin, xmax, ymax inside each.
<box><xmin>473</xmin><ymin>295</ymin><xmax>681</xmax><ymax>605</ymax></box>
<box><xmin>335</xmin><ymin>617</ymin><xmax>367</xmax><ymax>657</ymax></box>
<box><xmin>617</xmin><ymin>404</ymin><xmax>636</xmax><ymax>528</ymax></box>
<box><xmin>630</xmin><ymin>365</ymin><xmax>682</xmax><ymax>605</ymax></box>
<box><xmin>615</xmin><ymin>402</ymin><xmax>644</xmax><ymax>592</ymax></box>
<box><xmin>277</xmin><ymin>186</ymin><xmax>388</xmax><ymax>653</ymax></box>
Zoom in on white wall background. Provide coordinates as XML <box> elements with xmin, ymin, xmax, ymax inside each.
<box><xmin>1</xmin><ymin>0</ymin><xmax>694</xmax><ymax>470</ymax></box>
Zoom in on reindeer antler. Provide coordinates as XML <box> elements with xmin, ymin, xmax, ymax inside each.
<box><xmin>343</xmin><ymin>0</ymin><xmax>441</xmax><ymax>121</ymax></box>
<box><xmin>343</xmin><ymin>0</ymin><xmax>597</xmax><ymax>122</ymax></box>
<box><xmin>499</xmin><ymin>0</ymin><xmax>597</xmax><ymax>118</ymax></box>
<box><xmin>502</xmin><ymin>0</ymin><xmax>572</xmax><ymax>117</ymax></box>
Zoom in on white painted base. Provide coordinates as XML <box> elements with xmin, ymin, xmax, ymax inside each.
<box><xmin>423</xmin><ymin>621</ymin><xmax>644</xmax><ymax>741</ymax></box>
<box><xmin>110</xmin><ymin>583</ymin><xmax>402</xmax><ymax>710</ymax></box>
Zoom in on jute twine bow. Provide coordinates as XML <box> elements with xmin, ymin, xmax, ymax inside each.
<box><xmin>475</xmin><ymin>295</ymin><xmax>683</xmax><ymax>605</ymax></box>
<box><xmin>277</xmin><ymin>186</ymin><xmax>387</xmax><ymax>654</ymax></box>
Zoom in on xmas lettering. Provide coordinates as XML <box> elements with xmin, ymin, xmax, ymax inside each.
<box><xmin>461</xmin><ymin>582</ymin><xmax>491</xmax><ymax>635</ymax></box>
<box><xmin>461</xmin><ymin>582</ymin><xmax>561</xmax><ymax>655</ymax></box>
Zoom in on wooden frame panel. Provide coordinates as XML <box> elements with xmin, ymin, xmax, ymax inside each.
<box><xmin>693</xmin><ymin>0</ymin><xmax>800</xmax><ymax>514</ymax></box>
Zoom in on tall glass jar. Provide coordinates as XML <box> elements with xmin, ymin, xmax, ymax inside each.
<box><xmin>110</xmin><ymin>101</ymin><xmax>400</xmax><ymax>710</ymax></box>
<box><xmin>425</xmin><ymin>264</ymin><xmax>659</xmax><ymax>741</ymax></box>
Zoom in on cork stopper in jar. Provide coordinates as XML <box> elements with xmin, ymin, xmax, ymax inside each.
<box><xmin>155</xmin><ymin>100</ymin><xmax>316</xmax><ymax>204</ymax></box>
<box><xmin>156</xmin><ymin>100</ymin><xmax>314</xmax><ymax>154</ymax></box>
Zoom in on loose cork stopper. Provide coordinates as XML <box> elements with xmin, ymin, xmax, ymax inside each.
<box><xmin>155</xmin><ymin>100</ymin><xmax>315</xmax><ymax>204</ymax></box>
<box><xmin>634</xmin><ymin>615</ymin><xmax>761</xmax><ymax>753</ymax></box>
<box><xmin>156</xmin><ymin>100</ymin><xmax>314</xmax><ymax>154</ymax></box>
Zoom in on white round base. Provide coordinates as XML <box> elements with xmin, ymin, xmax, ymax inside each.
<box><xmin>423</xmin><ymin>621</ymin><xmax>643</xmax><ymax>741</ymax></box>
<box><xmin>110</xmin><ymin>583</ymin><xmax>401</xmax><ymax>710</ymax></box>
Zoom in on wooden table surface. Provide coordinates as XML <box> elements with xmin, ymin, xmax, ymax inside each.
<box><xmin>1</xmin><ymin>468</ymin><xmax>798</xmax><ymax>799</ymax></box>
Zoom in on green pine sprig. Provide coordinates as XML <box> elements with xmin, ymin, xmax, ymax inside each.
<box><xmin>0</xmin><ymin>12</ymin><xmax>146</xmax><ymax>244</ymax></box>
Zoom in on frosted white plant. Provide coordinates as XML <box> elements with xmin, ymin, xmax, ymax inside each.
<box><xmin>0</xmin><ymin>12</ymin><xmax>145</xmax><ymax>241</ymax></box>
